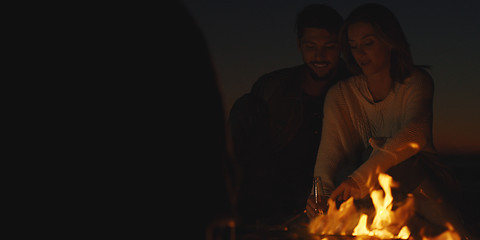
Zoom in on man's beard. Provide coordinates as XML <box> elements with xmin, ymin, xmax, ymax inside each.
<box><xmin>306</xmin><ymin>63</ymin><xmax>337</xmax><ymax>82</ymax></box>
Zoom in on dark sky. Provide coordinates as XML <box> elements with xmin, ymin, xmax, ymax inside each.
<box><xmin>182</xmin><ymin>0</ymin><xmax>480</xmax><ymax>154</ymax></box>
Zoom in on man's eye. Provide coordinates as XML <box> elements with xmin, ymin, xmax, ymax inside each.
<box><xmin>305</xmin><ymin>44</ymin><xmax>315</xmax><ymax>49</ymax></box>
<box><xmin>364</xmin><ymin>41</ymin><xmax>374</xmax><ymax>46</ymax></box>
<box><xmin>326</xmin><ymin>44</ymin><xmax>337</xmax><ymax>49</ymax></box>
<box><xmin>350</xmin><ymin>45</ymin><xmax>357</xmax><ymax>50</ymax></box>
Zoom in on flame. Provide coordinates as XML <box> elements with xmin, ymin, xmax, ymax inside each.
<box><xmin>409</xmin><ymin>142</ymin><xmax>420</xmax><ymax>150</ymax></box>
<box><xmin>310</xmin><ymin>172</ymin><xmax>462</xmax><ymax>240</ymax></box>
<box><xmin>310</xmin><ymin>173</ymin><xmax>414</xmax><ymax>239</ymax></box>
<box><xmin>398</xmin><ymin>226</ymin><xmax>411</xmax><ymax>239</ymax></box>
<box><xmin>309</xmin><ymin>197</ymin><xmax>360</xmax><ymax>236</ymax></box>
<box><xmin>352</xmin><ymin>173</ymin><xmax>414</xmax><ymax>239</ymax></box>
<box><xmin>353</xmin><ymin>214</ymin><xmax>369</xmax><ymax>236</ymax></box>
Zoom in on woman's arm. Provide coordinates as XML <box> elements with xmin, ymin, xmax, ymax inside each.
<box><xmin>314</xmin><ymin>84</ymin><xmax>359</xmax><ymax>196</ymax></box>
<box><xmin>349</xmin><ymin>69</ymin><xmax>434</xmax><ymax>195</ymax></box>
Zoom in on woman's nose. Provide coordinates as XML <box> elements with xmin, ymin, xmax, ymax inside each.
<box><xmin>354</xmin><ymin>46</ymin><xmax>366</xmax><ymax>55</ymax></box>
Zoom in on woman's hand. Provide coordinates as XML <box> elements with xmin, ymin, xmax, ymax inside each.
<box><xmin>306</xmin><ymin>195</ymin><xmax>318</xmax><ymax>219</ymax></box>
<box><xmin>306</xmin><ymin>195</ymin><xmax>328</xmax><ymax>219</ymax></box>
<box><xmin>330</xmin><ymin>177</ymin><xmax>361</xmax><ymax>202</ymax></box>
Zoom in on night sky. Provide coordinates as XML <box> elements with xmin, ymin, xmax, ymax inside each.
<box><xmin>182</xmin><ymin>0</ymin><xmax>480</xmax><ymax>155</ymax></box>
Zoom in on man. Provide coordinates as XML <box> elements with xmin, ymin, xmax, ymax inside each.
<box><xmin>229</xmin><ymin>4</ymin><xmax>350</xmax><ymax>225</ymax></box>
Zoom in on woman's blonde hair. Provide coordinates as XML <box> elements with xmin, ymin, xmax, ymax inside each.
<box><xmin>340</xmin><ymin>3</ymin><xmax>415</xmax><ymax>83</ymax></box>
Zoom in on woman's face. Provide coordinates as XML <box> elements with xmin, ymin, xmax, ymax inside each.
<box><xmin>347</xmin><ymin>22</ymin><xmax>392</xmax><ymax>77</ymax></box>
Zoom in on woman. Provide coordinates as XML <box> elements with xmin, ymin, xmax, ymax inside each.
<box><xmin>306</xmin><ymin>3</ymin><xmax>470</xmax><ymax>238</ymax></box>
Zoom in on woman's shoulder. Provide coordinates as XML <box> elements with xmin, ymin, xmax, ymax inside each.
<box><xmin>404</xmin><ymin>67</ymin><xmax>434</xmax><ymax>88</ymax></box>
<box><xmin>398</xmin><ymin>67</ymin><xmax>434</xmax><ymax>97</ymax></box>
<box><xmin>332</xmin><ymin>75</ymin><xmax>362</xmax><ymax>89</ymax></box>
<box><xmin>333</xmin><ymin>75</ymin><xmax>365</xmax><ymax>95</ymax></box>
<box><xmin>326</xmin><ymin>75</ymin><xmax>362</xmax><ymax>102</ymax></box>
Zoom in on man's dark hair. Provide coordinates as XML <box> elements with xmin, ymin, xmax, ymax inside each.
<box><xmin>295</xmin><ymin>4</ymin><xmax>343</xmax><ymax>39</ymax></box>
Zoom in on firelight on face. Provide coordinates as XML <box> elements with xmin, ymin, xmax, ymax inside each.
<box><xmin>347</xmin><ymin>22</ymin><xmax>392</xmax><ymax>77</ymax></box>
<box><xmin>299</xmin><ymin>28</ymin><xmax>340</xmax><ymax>81</ymax></box>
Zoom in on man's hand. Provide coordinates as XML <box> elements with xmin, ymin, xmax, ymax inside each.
<box><xmin>330</xmin><ymin>177</ymin><xmax>361</xmax><ymax>202</ymax></box>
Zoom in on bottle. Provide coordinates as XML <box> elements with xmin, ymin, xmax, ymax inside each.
<box><xmin>313</xmin><ymin>176</ymin><xmax>324</xmax><ymax>215</ymax></box>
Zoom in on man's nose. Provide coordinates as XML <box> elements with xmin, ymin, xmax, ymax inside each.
<box><xmin>314</xmin><ymin>47</ymin><xmax>327</xmax><ymax>59</ymax></box>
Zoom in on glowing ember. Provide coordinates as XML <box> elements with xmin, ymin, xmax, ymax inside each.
<box><xmin>421</xmin><ymin>223</ymin><xmax>461</xmax><ymax>240</ymax></box>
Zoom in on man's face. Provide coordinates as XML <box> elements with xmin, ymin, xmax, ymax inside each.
<box><xmin>298</xmin><ymin>28</ymin><xmax>340</xmax><ymax>81</ymax></box>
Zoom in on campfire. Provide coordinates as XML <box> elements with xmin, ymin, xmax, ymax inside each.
<box><xmin>309</xmin><ymin>173</ymin><xmax>462</xmax><ymax>240</ymax></box>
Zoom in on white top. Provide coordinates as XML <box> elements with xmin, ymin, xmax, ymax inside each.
<box><xmin>313</xmin><ymin>69</ymin><xmax>436</xmax><ymax>197</ymax></box>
